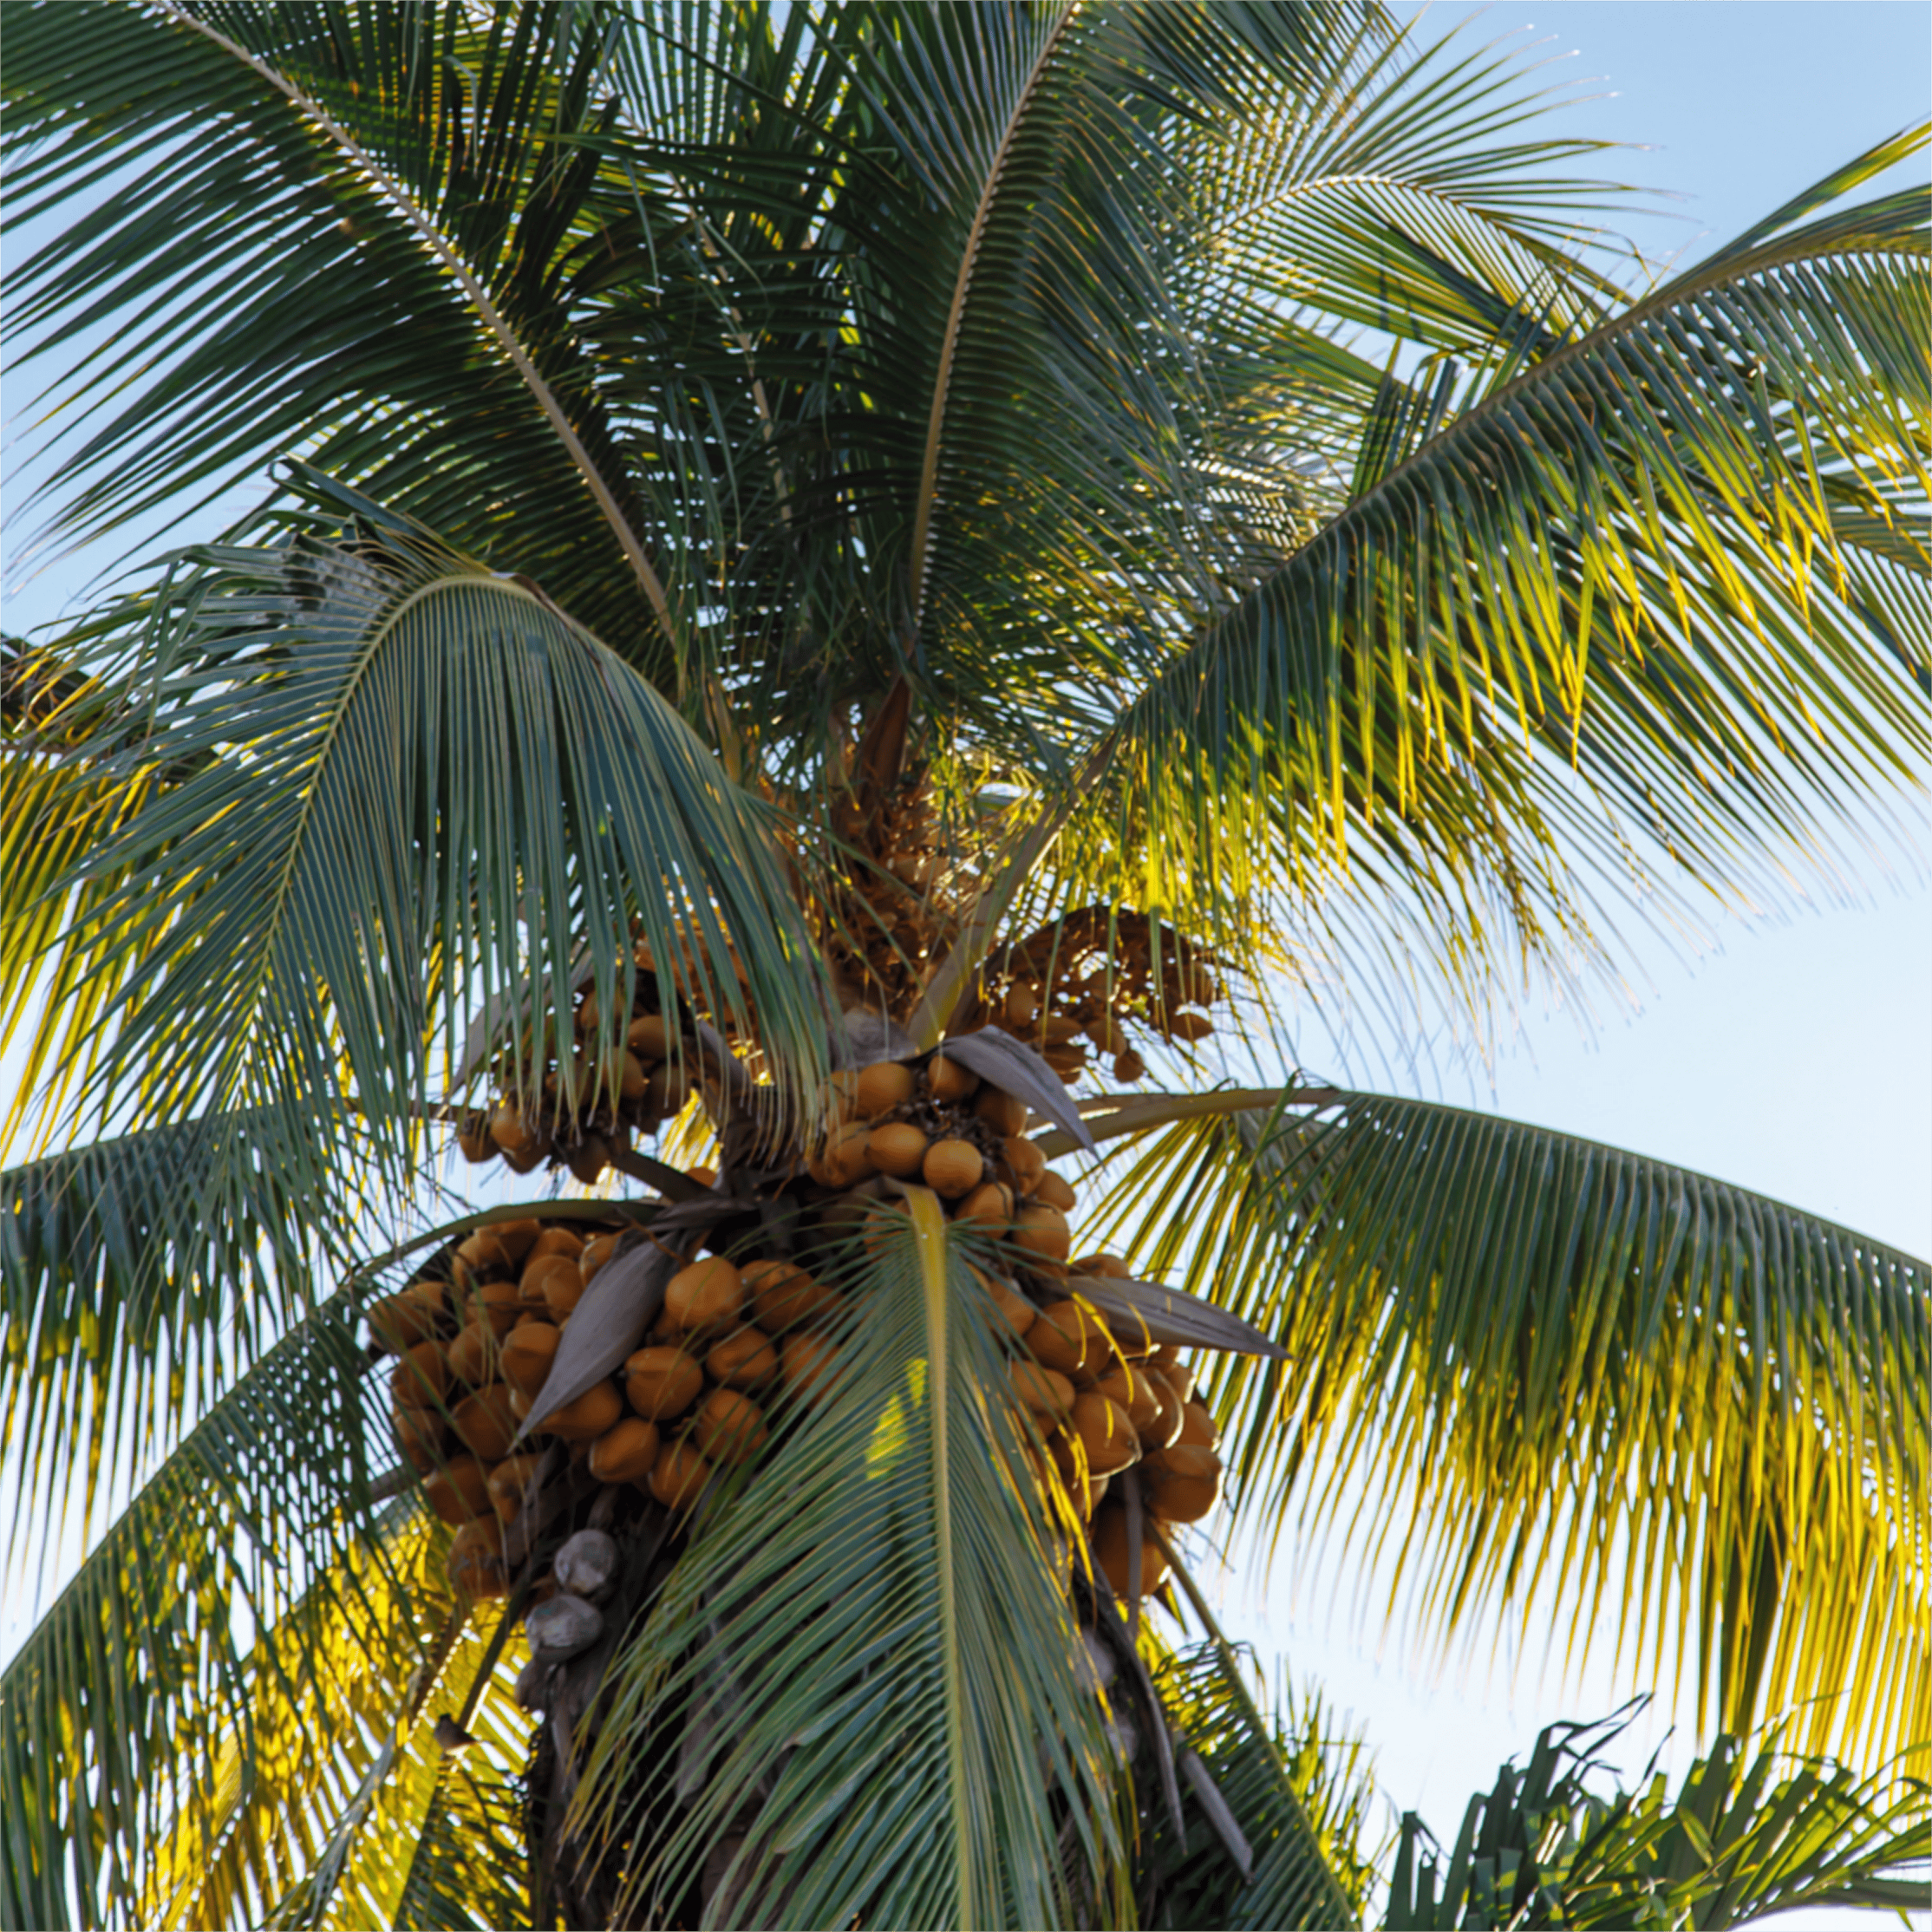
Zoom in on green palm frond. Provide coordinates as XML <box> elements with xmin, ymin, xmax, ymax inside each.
<box><xmin>2</xmin><ymin>0</ymin><xmax>684</xmax><ymax>671</ymax></box>
<box><xmin>1141</xmin><ymin>1636</ymin><xmax>1376</xmax><ymax>1930</ymax></box>
<box><xmin>578</xmin><ymin>1196</ymin><xmax>1123</xmax><ymax>1929</ymax></box>
<box><xmin>41</xmin><ymin>476</ymin><xmax>826</xmax><ymax>1161</ymax></box>
<box><xmin>1385</xmin><ymin>1706</ymin><xmax>1932</xmax><ymax>1929</ymax></box>
<box><xmin>382</xmin><ymin>1749</ymin><xmax>532</xmax><ymax>1932</ymax></box>
<box><xmin>1083</xmin><ymin>1092</ymin><xmax>1929</xmax><ymax>1768</ymax></box>
<box><xmin>0</xmin><ymin>1289</ymin><xmax>389</xmax><ymax>1932</ymax></box>
<box><xmin>1063</xmin><ymin>158</ymin><xmax>1929</xmax><ymax>1028</ymax></box>
<box><xmin>0</xmin><ymin>1108</ymin><xmax>369</xmax><ymax>1570</ymax></box>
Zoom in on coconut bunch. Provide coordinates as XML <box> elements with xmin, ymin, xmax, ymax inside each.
<box><xmin>800</xmin><ymin>1053</ymin><xmax>1224</xmax><ymax>1603</ymax></box>
<box><xmin>957</xmin><ymin>908</ymin><xmax>1224</xmax><ymax>1087</ymax></box>
<box><xmin>368</xmin><ymin>1217</ymin><xmax>645</xmax><ymax>1600</ymax></box>
<box><xmin>452</xmin><ymin>953</ymin><xmax>696</xmax><ymax>1186</ymax></box>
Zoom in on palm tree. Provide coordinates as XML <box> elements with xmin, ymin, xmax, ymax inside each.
<box><xmin>3</xmin><ymin>3</ymin><xmax>1927</xmax><ymax>1926</ymax></box>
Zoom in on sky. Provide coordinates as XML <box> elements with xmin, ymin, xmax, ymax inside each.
<box><xmin>4</xmin><ymin>2</ymin><xmax>1929</xmax><ymax>1920</ymax></box>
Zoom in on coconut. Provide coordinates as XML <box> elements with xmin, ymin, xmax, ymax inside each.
<box><xmin>623</xmin><ymin>1345</ymin><xmax>705</xmax><ymax>1420</ymax></box>
<box><xmin>1113</xmin><ymin>1049</ymin><xmax>1147</xmax><ymax>1083</ymax></box>
<box><xmin>810</xmin><ymin>1122</ymin><xmax>872</xmax><ymax>1189</ymax></box>
<box><xmin>1092</xmin><ymin>1504</ymin><xmax>1169</xmax><ymax>1600</ymax></box>
<box><xmin>391</xmin><ymin>1340</ymin><xmax>451</xmax><ymax>1410</ymax></box>
<box><xmin>393</xmin><ymin>1405</ymin><xmax>445</xmax><ymax>1474</ymax></box>
<box><xmin>1177</xmin><ymin>1400</ymin><xmax>1218</xmax><ymax>1449</ymax></box>
<box><xmin>854</xmin><ymin>1061</ymin><xmax>916</xmax><ymax>1117</ymax></box>
<box><xmin>1139</xmin><ymin>1369</ymin><xmax>1185</xmax><ymax>1450</ymax></box>
<box><xmin>486</xmin><ymin>1452</ymin><xmax>545</xmax><ymax>1523</ymax></box>
<box><xmin>453</xmin><ymin>1385</ymin><xmax>519</xmax><ymax>1461</ymax></box>
<box><xmin>576</xmin><ymin>988</ymin><xmax>601</xmax><ymax>1035</ymax></box>
<box><xmin>544</xmin><ymin>1380</ymin><xmax>623</xmax><ymax>1442</ymax></box>
<box><xmin>1033</xmin><ymin>1171</ymin><xmax>1077</xmax><ymax>1214</ymax></box>
<box><xmin>925</xmin><ymin>1053</ymin><xmax>979</xmax><ymax>1102</ymax></box>
<box><xmin>643</xmin><ymin>1063</ymin><xmax>677</xmax><ymax>1114</ymax></box>
<box><xmin>528</xmin><ymin>1227</ymin><xmax>585</xmax><ymax>1263</ymax></box>
<box><xmin>489</xmin><ymin>1104</ymin><xmax>540</xmax><ymax>1156</ymax></box>
<box><xmin>617</xmin><ymin>1049</ymin><xmax>649</xmax><ymax>1102</ymax></box>
<box><xmin>780</xmin><ymin>1332</ymin><xmax>842</xmax><ymax>1402</ymax></box>
<box><xmin>1028</xmin><ymin>1300</ymin><xmax>1109</xmax><ymax>1379</ymax></box>
<box><xmin>1002</xmin><ymin>1136</ymin><xmax>1047</xmax><ymax>1196</ymax></box>
<box><xmin>1001</xmin><ymin>982</ymin><xmax>1039</xmax><ymax>1028</ymax></box>
<box><xmin>706</xmin><ymin>1327</ymin><xmax>778</xmax><ymax>1389</ymax></box>
<box><xmin>922</xmin><ymin>1139</ymin><xmax>984</xmax><ymax>1198</ymax></box>
<box><xmin>1070</xmin><ymin>1391</ymin><xmax>1140</xmax><ymax>1475</ymax></box>
<box><xmin>746</xmin><ymin>1258</ymin><xmax>842</xmax><ymax>1332</ymax></box>
<box><xmin>1071</xmin><ymin>1252</ymin><xmax>1132</xmax><ymax>1279</ymax></box>
<box><xmin>516</xmin><ymin>1255</ymin><xmax>580</xmax><ymax>1321</ymax></box>
<box><xmin>1094</xmin><ymin>1363</ymin><xmax>1163</xmax><ymax>1433</ymax></box>
<box><xmin>580</xmin><ymin>1233</ymin><xmax>621</xmax><ymax>1283</ymax></box>
<box><xmin>867</xmin><ymin>1120</ymin><xmax>929</xmax><ymax>1178</ymax></box>
<box><xmin>695</xmin><ymin>1387</ymin><xmax>767</xmax><ymax>1466</ymax></box>
<box><xmin>446</xmin><ymin>1321</ymin><xmax>499</xmax><ymax>1388</ymax></box>
<box><xmin>1143</xmin><ymin>1442</ymin><xmax>1221</xmax><ymax>1522</ymax></box>
<box><xmin>955</xmin><ymin>1179</ymin><xmax>1015</xmax><ymax>1227</ymax></box>
<box><xmin>1168</xmin><ymin>1012</ymin><xmax>1214</xmax><ymax>1041</ymax></box>
<box><xmin>502</xmin><ymin>1322</ymin><xmax>562</xmax><ymax>1397</ymax></box>
<box><xmin>423</xmin><ymin>1455</ymin><xmax>493</xmax><ymax>1527</ymax></box>
<box><xmin>974</xmin><ymin>1268</ymin><xmax>1037</xmax><ymax>1338</ymax></box>
<box><xmin>974</xmin><ymin>1087</ymin><xmax>1029</xmax><ymax>1137</ymax></box>
<box><xmin>369</xmin><ymin>1285</ymin><xmax>444</xmax><ymax>1354</ymax></box>
<box><xmin>447</xmin><ymin>1516</ymin><xmax>509</xmax><ymax>1599</ymax></box>
<box><xmin>456</xmin><ymin>1114</ymin><xmax>495</xmax><ymax>1163</ymax></box>
<box><xmin>1160</xmin><ymin>1359</ymin><xmax>1196</xmax><ymax>1405</ymax></box>
<box><xmin>1014</xmin><ymin>1204</ymin><xmax>1071</xmax><ymax>1270</ymax></box>
<box><xmin>627</xmin><ymin>1013</ymin><xmax>670</xmax><ymax>1059</ymax></box>
<box><xmin>666</xmin><ymin>1256</ymin><xmax>744</xmax><ymax>1331</ymax></box>
<box><xmin>459</xmin><ymin>1278</ymin><xmax>521</xmax><ymax>1338</ymax></box>
<box><xmin>455</xmin><ymin>1229</ymin><xmax>514</xmax><ymax>1274</ymax></box>
<box><xmin>649</xmin><ymin>1440</ymin><xmax>712</xmax><ymax>1510</ymax></box>
<box><xmin>588</xmin><ymin>1417</ymin><xmax>662</xmax><ymax>1485</ymax></box>
<box><xmin>494</xmin><ymin>1218</ymin><xmax>542</xmax><ymax>1261</ymax></box>
<box><xmin>1010</xmin><ymin>1358</ymin><xmax>1075</xmax><ymax>1416</ymax></box>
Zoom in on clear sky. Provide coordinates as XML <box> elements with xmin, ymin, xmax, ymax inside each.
<box><xmin>3</xmin><ymin>3</ymin><xmax>1928</xmax><ymax>1917</ymax></box>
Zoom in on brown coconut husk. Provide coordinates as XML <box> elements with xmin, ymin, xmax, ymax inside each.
<box><xmin>424</xmin><ymin>1455</ymin><xmax>493</xmax><ymax>1527</ymax></box>
<box><xmin>588</xmin><ymin>1417</ymin><xmax>661</xmax><ymax>1485</ymax></box>
<box><xmin>623</xmin><ymin>1346</ymin><xmax>705</xmax><ymax>1420</ymax></box>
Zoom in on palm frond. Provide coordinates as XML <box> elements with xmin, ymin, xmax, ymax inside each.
<box><xmin>1141</xmin><ymin>1635</ymin><xmax>1376</xmax><ymax>1930</ymax></box>
<box><xmin>578</xmin><ymin>1195</ymin><xmax>1124</xmax><ymax>1929</ymax></box>
<box><xmin>1081</xmin><ymin>1093</ymin><xmax>1929</xmax><ymax>1768</ymax></box>
<box><xmin>1056</xmin><ymin>162</ymin><xmax>1929</xmax><ymax>1044</ymax></box>
<box><xmin>1385</xmin><ymin>1706</ymin><xmax>1932</xmax><ymax>1929</ymax></box>
<box><xmin>41</xmin><ymin>477</ymin><xmax>827</xmax><ymax>1164</ymax></box>
<box><xmin>0</xmin><ymin>1289</ymin><xmax>388</xmax><ymax>1932</ymax></box>
<box><xmin>0</xmin><ymin>1107</ymin><xmax>373</xmax><ymax>1576</ymax></box>
<box><xmin>2</xmin><ymin>0</ymin><xmax>682</xmax><ymax>672</ymax></box>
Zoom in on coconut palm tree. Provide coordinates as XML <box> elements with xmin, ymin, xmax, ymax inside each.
<box><xmin>3</xmin><ymin>3</ymin><xmax>1927</xmax><ymax>1927</ymax></box>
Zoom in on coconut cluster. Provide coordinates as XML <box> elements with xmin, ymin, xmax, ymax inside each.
<box><xmin>377</xmin><ymin>1045</ymin><xmax>1227</xmax><ymax>1619</ymax></box>
<box><xmin>962</xmin><ymin>908</ymin><xmax>1223</xmax><ymax>1087</ymax></box>
<box><xmin>368</xmin><ymin>1217</ymin><xmax>643</xmax><ymax>1598</ymax></box>
<box><xmin>452</xmin><ymin>952</ymin><xmax>695</xmax><ymax>1186</ymax></box>
<box><xmin>804</xmin><ymin>1053</ymin><xmax>1226</xmax><ymax>1600</ymax></box>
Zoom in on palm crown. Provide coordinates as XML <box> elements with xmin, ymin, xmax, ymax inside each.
<box><xmin>3</xmin><ymin>3</ymin><xmax>1928</xmax><ymax>1928</ymax></box>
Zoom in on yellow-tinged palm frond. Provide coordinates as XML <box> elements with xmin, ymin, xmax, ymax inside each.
<box><xmin>0</xmin><ymin>1289</ymin><xmax>389</xmax><ymax>1930</ymax></box>
<box><xmin>1079</xmin><ymin>1090</ymin><xmax>1929</xmax><ymax>1768</ymax></box>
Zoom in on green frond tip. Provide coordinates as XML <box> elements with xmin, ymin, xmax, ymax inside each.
<box><xmin>1385</xmin><ymin>1705</ymin><xmax>1932</xmax><ymax>1929</ymax></box>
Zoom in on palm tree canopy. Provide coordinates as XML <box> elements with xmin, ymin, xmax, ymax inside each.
<box><xmin>3</xmin><ymin>3</ymin><xmax>1927</xmax><ymax>1927</ymax></box>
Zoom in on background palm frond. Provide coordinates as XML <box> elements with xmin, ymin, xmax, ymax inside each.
<box><xmin>1083</xmin><ymin>1091</ymin><xmax>1929</xmax><ymax>1767</ymax></box>
<box><xmin>1384</xmin><ymin>1706</ymin><xmax>1932</xmax><ymax>1929</ymax></box>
